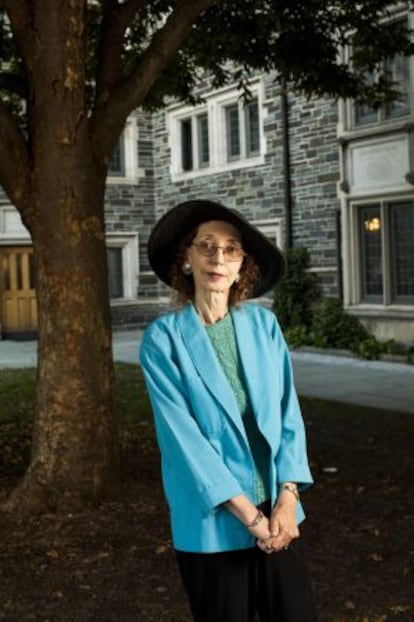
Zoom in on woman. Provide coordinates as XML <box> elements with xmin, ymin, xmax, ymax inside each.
<box><xmin>139</xmin><ymin>199</ymin><xmax>317</xmax><ymax>622</ymax></box>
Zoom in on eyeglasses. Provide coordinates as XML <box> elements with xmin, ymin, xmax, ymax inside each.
<box><xmin>191</xmin><ymin>241</ymin><xmax>245</xmax><ymax>262</ymax></box>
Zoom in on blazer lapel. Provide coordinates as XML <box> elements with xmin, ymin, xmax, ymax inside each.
<box><xmin>178</xmin><ymin>303</ymin><xmax>247</xmax><ymax>438</ymax></box>
<box><xmin>231</xmin><ymin>306</ymin><xmax>277</xmax><ymax>445</ymax></box>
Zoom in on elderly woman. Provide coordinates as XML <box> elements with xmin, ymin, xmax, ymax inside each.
<box><xmin>139</xmin><ymin>200</ymin><xmax>317</xmax><ymax>622</ymax></box>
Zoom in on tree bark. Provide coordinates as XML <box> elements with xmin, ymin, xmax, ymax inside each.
<box><xmin>3</xmin><ymin>0</ymin><xmax>118</xmax><ymax>514</ymax></box>
<box><xmin>5</xmin><ymin>168</ymin><xmax>119</xmax><ymax>514</ymax></box>
<box><xmin>3</xmin><ymin>83</ymin><xmax>120</xmax><ymax>511</ymax></box>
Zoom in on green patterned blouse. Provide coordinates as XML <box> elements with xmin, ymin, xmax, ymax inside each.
<box><xmin>205</xmin><ymin>313</ymin><xmax>270</xmax><ymax>504</ymax></box>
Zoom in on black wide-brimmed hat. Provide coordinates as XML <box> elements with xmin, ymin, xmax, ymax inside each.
<box><xmin>148</xmin><ymin>199</ymin><xmax>286</xmax><ymax>298</ymax></box>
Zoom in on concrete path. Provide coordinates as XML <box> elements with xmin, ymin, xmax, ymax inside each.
<box><xmin>0</xmin><ymin>331</ymin><xmax>413</xmax><ymax>414</ymax></box>
<box><xmin>291</xmin><ymin>350</ymin><xmax>414</xmax><ymax>414</ymax></box>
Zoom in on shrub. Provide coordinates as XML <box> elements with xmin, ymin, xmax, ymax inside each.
<box><xmin>356</xmin><ymin>335</ymin><xmax>390</xmax><ymax>361</ymax></box>
<box><xmin>311</xmin><ymin>298</ymin><xmax>388</xmax><ymax>359</ymax></box>
<box><xmin>271</xmin><ymin>247</ymin><xmax>390</xmax><ymax>359</ymax></box>
<box><xmin>273</xmin><ymin>247</ymin><xmax>320</xmax><ymax>332</ymax></box>
<box><xmin>283</xmin><ymin>324</ymin><xmax>310</xmax><ymax>349</ymax></box>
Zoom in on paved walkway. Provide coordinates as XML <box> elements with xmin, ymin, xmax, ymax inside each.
<box><xmin>0</xmin><ymin>331</ymin><xmax>413</xmax><ymax>414</ymax></box>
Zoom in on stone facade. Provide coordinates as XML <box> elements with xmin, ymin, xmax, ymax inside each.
<box><xmin>1</xmin><ymin>73</ymin><xmax>413</xmax><ymax>341</ymax></box>
<box><xmin>110</xmin><ymin>73</ymin><xmax>413</xmax><ymax>343</ymax></box>
<box><xmin>144</xmin><ymin>76</ymin><xmax>342</xmax><ymax>300</ymax></box>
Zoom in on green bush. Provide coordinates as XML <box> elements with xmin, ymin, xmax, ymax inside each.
<box><xmin>311</xmin><ymin>297</ymin><xmax>388</xmax><ymax>359</ymax></box>
<box><xmin>311</xmin><ymin>297</ymin><xmax>369</xmax><ymax>349</ymax></box>
<box><xmin>272</xmin><ymin>246</ymin><xmax>390</xmax><ymax>359</ymax></box>
<box><xmin>273</xmin><ymin>247</ymin><xmax>320</xmax><ymax>332</ymax></box>
<box><xmin>356</xmin><ymin>335</ymin><xmax>390</xmax><ymax>361</ymax></box>
<box><xmin>284</xmin><ymin>324</ymin><xmax>310</xmax><ymax>349</ymax></box>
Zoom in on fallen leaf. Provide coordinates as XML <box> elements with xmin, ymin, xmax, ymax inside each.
<box><xmin>155</xmin><ymin>545</ymin><xmax>167</xmax><ymax>554</ymax></box>
<box><xmin>390</xmin><ymin>604</ymin><xmax>411</xmax><ymax>613</ymax></box>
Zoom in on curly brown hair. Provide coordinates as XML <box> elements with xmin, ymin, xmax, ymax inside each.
<box><xmin>168</xmin><ymin>227</ymin><xmax>261</xmax><ymax>307</ymax></box>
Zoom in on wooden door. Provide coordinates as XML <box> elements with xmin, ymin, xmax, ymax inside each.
<box><xmin>0</xmin><ymin>247</ymin><xmax>38</xmax><ymax>337</ymax></box>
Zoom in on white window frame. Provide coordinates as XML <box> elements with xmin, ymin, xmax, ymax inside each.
<box><xmin>108</xmin><ymin>135</ymin><xmax>126</xmax><ymax>177</ymax></box>
<box><xmin>345</xmin><ymin>196</ymin><xmax>414</xmax><ymax>313</ymax></box>
<box><xmin>106</xmin><ymin>232</ymin><xmax>139</xmax><ymax>301</ymax></box>
<box><xmin>167</xmin><ymin>79</ymin><xmax>266</xmax><ymax>181</ymax></box>
<box><xmin>252</xmin><ymin>219</ymin><xmax>283</xmax><ymax>250</ymax></box>
<box><xmin>106</xmin><ymin>116</ymin><xmax>145</xmax><ymax>184</ymax></box>
<box><xmin>179</xmin><ymin>112</ymin><xmax>210</xmax><ymax>171</ymax></box>
<box><xmin>250</xmin><ymin>219</ymin><xmax>284</xmax><ymax>300</ymax></box>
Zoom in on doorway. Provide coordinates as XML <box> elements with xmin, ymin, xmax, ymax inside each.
<box><xmin>0</xmin><ymin>246</ymin><xmax>37</xmax><ymax>339</ymax></box>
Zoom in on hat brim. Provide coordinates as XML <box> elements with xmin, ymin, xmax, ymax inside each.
<box><xmin>148</xmin><ymin>200</ymin><xmax>286</xmax><ymax>298</ymax></box>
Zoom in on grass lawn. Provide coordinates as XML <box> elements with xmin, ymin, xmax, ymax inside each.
<box><xmin>0</xmin><ymin>364</ymin><xmax>413</xmax><ymax>622</ymax></box>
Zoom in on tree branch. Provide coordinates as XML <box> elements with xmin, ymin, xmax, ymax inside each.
<box><xmin>91</xmin><ymin>0</ymin><xmax>220</xmax><ymax>155</ymax></box>
<box><xmin>126</xmin><ymin>0</ymin><xmax>220</xmax><ymax>103</ymax></box>
<box><xmin>95</xmin><ymin>0</ymin><xmax>152</xmax><ymax>102</ymax></box>
<box><xmin>0</xmin><ymin>98</ymin><xmax>30</xmax><ymax>213</ymax></box>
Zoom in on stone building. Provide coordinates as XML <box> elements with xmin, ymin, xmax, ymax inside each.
<box><xmin>1</xmin><ymin>68</ymin><xmax>413</xmax><ymax>343</ymax></box>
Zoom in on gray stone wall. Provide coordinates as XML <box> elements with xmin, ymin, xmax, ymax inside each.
<box><xmin>0</xmin><ymin>76</ymin><xmax>343</xmax><ymax>332</ymax></box>
<box><xmin>287</xmin><ymin>94</ymin><xmax>340</xmax><ymax>294</ymax></box>
<box><xmin>148</xmin><ymin>76</ymin><xmax>341</xmax><ymax>300</ymax></box>
<box><xmin>104</xmin><ymin>111</ymin><xmax>158</xmax><ymax>299</ymax></box>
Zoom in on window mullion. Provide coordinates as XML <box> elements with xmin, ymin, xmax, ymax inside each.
<box><xmin>351</xmin><ymin>205</ymin><xmax>361</xmax><ymax>304</ymax></box>
<box><xmin>192</xmin><ymin>117</ymin><xmax>198</xmax><ymax>169</ymax></box>
<box><xmin>239</xmin><ymin>101</ymin><xmax>247</xmax><ymax>159</ymax></box>
<box><xmin>382</xmin><ymin>204</ymin><xmax>391</xmax><ymax>305</ymax></box>
<box><xmin>209</xmin><ymin>102</ymin><xmax>218</xmax><ymax>168</ymax></box>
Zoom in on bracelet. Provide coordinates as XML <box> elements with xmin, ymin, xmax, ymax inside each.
<box><xmin>246</xmin><ymin>509</ymin><xmax>264</xmax><ymax>530</ymax></box>
<box><xmin>280</xmin><ymin>483</ymin><xmax>300</xmax><ymax>501</ymax></box>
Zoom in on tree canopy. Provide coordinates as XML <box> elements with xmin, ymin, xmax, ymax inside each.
<box><xmin>1</xmin><ymin>2</ymin><xmax>414</xmax><ymax>123</ymax></box>
<box><xmin>1</xmin><ymin>2</ymin><xmax>413</xmax><ymax>203</ymax></box>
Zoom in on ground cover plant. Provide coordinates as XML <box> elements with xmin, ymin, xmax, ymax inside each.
<box><xmin>0</xmin><ymin>363</ymin><xmax>413</xmax><ymax>621</ymax></box>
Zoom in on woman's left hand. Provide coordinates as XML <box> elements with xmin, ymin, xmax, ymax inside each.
<box><xmin>257</xmin><ymin>492</ymin><xmax>299</xmax><ymax>553</ymax></box>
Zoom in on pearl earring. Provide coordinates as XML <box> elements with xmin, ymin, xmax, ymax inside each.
<box><xmin>182</xmin><ymin>262</ymin><xmax>192</xmax><ymax>275</ymax></box>
<box><xmin>234</xmin><ymin>274</ymin><xmax>240</xmax><ymax>284</ymax></box>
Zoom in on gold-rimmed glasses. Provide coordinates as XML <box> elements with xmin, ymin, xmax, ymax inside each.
<box><xmin>191</xmin><ymin>241</ymin><xmax>246</xmax><ymax>262</ymax></box>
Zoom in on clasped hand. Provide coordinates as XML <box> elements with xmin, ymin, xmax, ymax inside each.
<box><xmin>251</xmin><ymin>502</ymin><xmax>299</xmax><ymax>554</ymax></box>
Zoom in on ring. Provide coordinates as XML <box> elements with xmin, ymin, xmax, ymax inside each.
<box><xmin>284</xmin><ymin>546</ymin><xmax>289</xmax><ymax>550</ymax></box>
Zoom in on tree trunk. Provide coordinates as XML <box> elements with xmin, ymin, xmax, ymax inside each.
<box><xmin>3</xmin><ymin>0</ymin><xmax>119</xmax><ymax>514</ymax></box>
<box><xmin>5</xmin><ymin>154</ymin><xmax>118</xmax><ymax>515</ymax></box>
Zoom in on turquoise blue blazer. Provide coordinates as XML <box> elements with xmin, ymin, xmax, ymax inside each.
<box><xmin>139</xmin><ymin>302</ymin><xmax>313</xmax><ymax>553</ymax></box>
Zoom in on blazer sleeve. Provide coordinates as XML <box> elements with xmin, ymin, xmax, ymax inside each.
<box><xmin>139</xmin><ymin>324</ymin><xmax>245</xmax><ymax>514</ymax></box>
<box><xmin>271</xmin><ymin>318</ymin><xmax>314</xmax><ymax>490</ymax></box>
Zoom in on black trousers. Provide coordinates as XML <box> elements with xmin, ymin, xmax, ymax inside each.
<box><xmin>175</xmin><ymin>536</ymin><xmax>317</xmax><ymax>622</ymax></box>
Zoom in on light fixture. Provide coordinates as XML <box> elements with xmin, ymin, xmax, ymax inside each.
<box><xmin>364</xmin><ymin>217</ymin><xmax>381</xmax><ymax>232</ymax></box>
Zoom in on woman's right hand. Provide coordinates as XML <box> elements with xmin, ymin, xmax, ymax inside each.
<box><xmin>224</xmin><ymin>495</ymin><xmax>275</xmax><ymax>551</ymax></box>
<box><xmin>247</xmin><ymin>515</ymin><xmax>272</xmax><ymax>543</ymax></box>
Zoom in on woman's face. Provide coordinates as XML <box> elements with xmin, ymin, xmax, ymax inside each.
<box><xmin>185</xmin><ymin>220</ymin><xmax>244</xmax><ymax>297</ymax></box>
